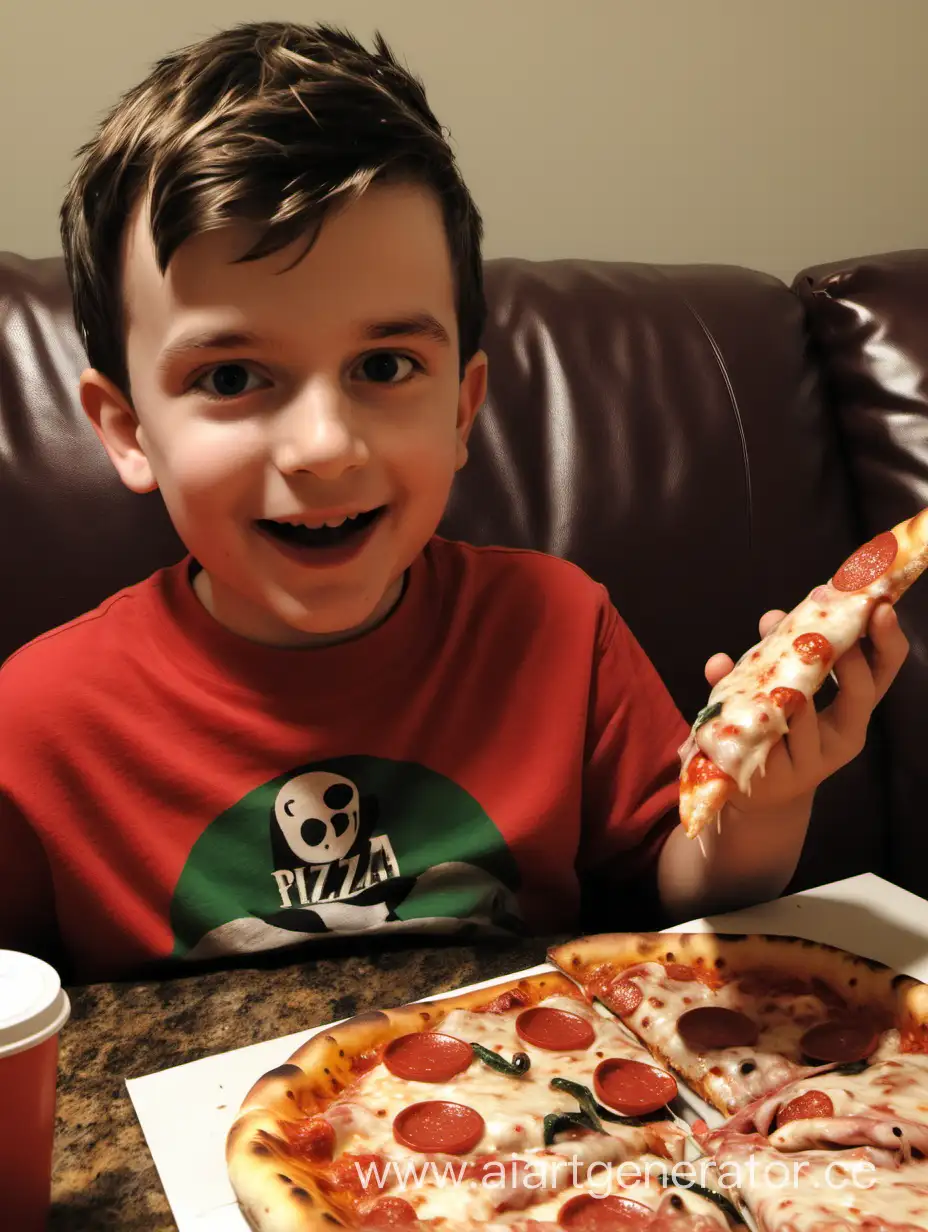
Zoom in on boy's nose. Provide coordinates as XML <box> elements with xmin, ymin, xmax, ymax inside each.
<box><xmin>272</xmin><ymin>381</ymin><xmax>367</xmax><ymax>476</ymax></box>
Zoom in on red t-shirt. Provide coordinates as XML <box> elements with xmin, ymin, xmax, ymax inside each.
<box><xmin>0</xmin><ymin>537</ymin><xmax>688</xmax><ymax>981</ymax></box>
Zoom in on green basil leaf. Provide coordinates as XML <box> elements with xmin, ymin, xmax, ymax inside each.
<box><xmin>830</xmin><ymin>1059</ymin><xmax>869</xmax><ymax>1076</ymax></box>
<box><xmin>693</xmin><ymin>701</ymin><xmax>723</xmax><ymax>731</ymax></box>
<box><xmin>548</xmin><ymin>1077</ymin><xmax>594</xmax><ymax>1108</ymax></box>
<box><xmin>542</xmin><ymin>1110</ymin><xmax>597</xmax><ymax>1147</ymax></box>
<box><xmin>593</xmin><ymin>1100</ymin><xmax>655</xmax><ymax>1126</ymax></box>
<box><xmin>659</xmin><ymin>1175</ymin><xmax>746</xmax><ymax>1225</ymax></box>
<box><xmin>470</xmin><ymin>1041</ymin><xmax>531</xmax><ymax>1077</ymax></box>
<box><xmin>548</xmin><ymin>1076</ymin><xmax>668</xmax><ymax>1126</ymax></box>
<box><xmin>549</xmin><ymin>1078</ymin><xmax>603</xmax><ymax>1130</ymax></box>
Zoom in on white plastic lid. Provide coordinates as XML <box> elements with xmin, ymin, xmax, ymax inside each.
<box><xmin>0</xmin><ymin>951</ymin><xmax>71</xmax><ymax>1059</ymax></box>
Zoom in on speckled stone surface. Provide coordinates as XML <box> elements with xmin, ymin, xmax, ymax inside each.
<box><xmin>50</xmin><ymin>934</ymin><xmax>564</xmax><ymax>1230</ymax></box>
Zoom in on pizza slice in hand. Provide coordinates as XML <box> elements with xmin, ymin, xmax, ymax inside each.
<box><xmin>547</xmin><ymin>932</ymin><xmax>928</xmax><ymax>1117</ymax></box>
<box><xmin>678</xmin><ymin>504</ymin><xmax>928</xmax><ymax>838</ymax></box>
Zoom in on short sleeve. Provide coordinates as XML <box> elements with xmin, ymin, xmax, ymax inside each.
<box><xmin>577</xmin><ymin>593</ymin><xmax>690</xmax><ymax>883</ymax></box>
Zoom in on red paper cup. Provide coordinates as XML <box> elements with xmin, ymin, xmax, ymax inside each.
<box><xmin>0</xmin><ymin>951</ymin><xmax>71</xmax><ymax>1232</ymax></box>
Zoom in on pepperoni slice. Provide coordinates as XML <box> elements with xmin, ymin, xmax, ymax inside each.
<box><xmin>769</xmin><ymin>687</ymin><xmax>807</xmax><ymax>717</ymax></box>
<box><xmin>594</xmin><ymin>1057</ymin><xmax>678</xmax><ymax>1115</ymax></box>
<box><xmin>800</xmin><ymin>1019</ymin><xmax>878</xmax><ymax>1064</ymax></box>
<box><xmin>285</xmin><ymin>1115</ymin><xmax>335</xmax><ymax>1161</ymax></box>
<box><xmin>792</xmin><ymin>632</ymin><xmax>834</xmax><ymax>666</ymax></box>
<box><xmin>515</xmin><ymin>1007</ymin><xmax>596</xmax><ymax>1051</ymax></box>
<box><xmin>393</xmin><ymin>1101</ymin><xmax>485</xmax><ymax>1154</ymax></box>
<box><xmin>682</xmin><ymin>752</ymin><xmax>734</xmax><ymax>787</ymax></box>
<box><xmin>832</xmin><ymin>531</ymin><xmax>898</xmax><ymax>593</ymax></box>
<box><xmin>383</xmin><ymin>1033</ymin><xmax>473</xmax><ymax>1083</ymax></box>
<box><xmin>360</xmin><ymin>1197</ymin><xmax>419</xmax><ymax>1226</ymax></box>
<box><xmin>776</xmin><ymin>1089</ymin><xmax>835</xmax><ymax>1128</ymax></box>
<box><xmin>606</xmin><ymin>978</ymin><xmax>644</xmax><ymax>1015</ymax></box>
<box><xmin>558</xmin><ymin>1192</ymin><xmax>653</xmax><ymax>1229</ymax></box>
<box><xmin>330</xmin><ymin>1153</ymin><xmax>388</xmax><ymax>1195</ymax></box>
<box><xmin>664</xmin><ymin>963</ymin><xmax>697</xmax><ymax>982</ymax></box>
<box><xmin>482</xmin><ymin>988</ymin><xmax>530</xmax><ymax>1013</ymax></box>
<box><xmin>676</xmin><ymin>1006</ymin><xmax>759</xmax><ymax>1050</ymax></box>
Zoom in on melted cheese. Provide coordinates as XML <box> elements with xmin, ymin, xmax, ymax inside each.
<box><xmin>325</xmin><ymin>994</ymin><xmax>687</xmax><ymax>1226</ymax></box>
<box><xmin>693</xmin><ymin>585</ymin><xmax>874</xmax><ymax>792</ymax></box>
<box><xmin>334</xmin><ymin>996</ymin><xmax>680</xmax><ymax>1161</ymax></box>
<box><xmin>493</xmin><ymin>1158</ymin><xmax>732</xmax><ymax>1227</ymax></box>
<box><xmin>314</xmin><ymin>970</ymin><xmax>928</xmax><ymax>1228</ymax></box>
<box><xmin>715</xmin><ymin>1142</ymin><xmax>928</xmax><ymax>1232</ymax></box>
<box><xmin>765</xmin><ymin>1053</ymin><xmax>928</xmax><ymax>1154</ymax></box>
<box><xmin>404</xmin><ymin>1138</ymin><xmax>658</xmax><ymax>1224</ymax></box>
<box><xmin>388</xmin><ymin>1150</ymin><xmax>735</xmax><ymax>1227</ymax></box>
<box><xmin>617</xmin><ymin>962</ymin><xmax>867</xmax><ymax>1114</ymax></box>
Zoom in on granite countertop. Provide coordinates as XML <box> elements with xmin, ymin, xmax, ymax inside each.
<box><xmin>50</xmin><ymin>933</ymin><xmax>561</xmax><ymax>1230</ymax></box>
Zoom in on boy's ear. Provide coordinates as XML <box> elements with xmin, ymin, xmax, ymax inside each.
<box><xmin>79</xmin><ymin>369</ymin><xmax>158</xmax><ymax>493</ymax></box>
<box><xmin>455</xmin><ymin>349</ymin><xmax>488</xmax><ymax>471</ymax></box>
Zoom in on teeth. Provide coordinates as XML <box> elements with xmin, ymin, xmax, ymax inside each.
<box><xmin>275</xmin><ymin>513</ymin><xmax>363</xmax><ymax>530</ymax></box>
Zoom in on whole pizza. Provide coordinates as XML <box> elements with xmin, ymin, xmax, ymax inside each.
<box><xmin>226</xmin><ymin>931</ymin><xmax>928</xmax><ymax>1231</ymax></box>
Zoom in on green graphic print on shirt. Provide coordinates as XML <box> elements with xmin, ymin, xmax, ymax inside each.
<box><xmin>169</xmin><ymin>756</ymin><xmax>523</xmax><ymax>961</ymax></box>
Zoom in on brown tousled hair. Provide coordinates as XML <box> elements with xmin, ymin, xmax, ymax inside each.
<box><xmin>59</xmin><ymin>21</ymin><xmax>486</xmax><ymax>397</ymax></box>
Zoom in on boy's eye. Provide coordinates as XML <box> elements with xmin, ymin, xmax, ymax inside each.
<box><xmin>356</xmin><ymin>352</ymin><xmax>417</xmax><ymax>384</ymax></box>
<box><xmin>196</xmin><ymin>363</ymin><xmax>265</xmax><ymax>398</ymax></box>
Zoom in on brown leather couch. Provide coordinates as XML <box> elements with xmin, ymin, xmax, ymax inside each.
<box><xmin>2</xmin><ymin>249</ymin><xmax>926</xmax><ymax>905</ymax></box>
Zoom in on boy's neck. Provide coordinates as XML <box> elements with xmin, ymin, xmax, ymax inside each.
<box><xmin>190</xmin><ymin>566</ymin><xmax>407</xmax><ymax>649</ymax></box>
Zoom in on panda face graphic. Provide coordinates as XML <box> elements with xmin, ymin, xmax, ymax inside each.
<box><xmin>273</xmin><ymin>771</ymin><xmax>361</xmax><ymax>865</ymax></box>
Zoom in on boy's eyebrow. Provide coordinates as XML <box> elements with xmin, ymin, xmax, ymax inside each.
<box><xmin>158</xmin><ymin>314</ymin><xmax>451</xmax><ymax>369</ymax></box>
<box><xmin>361</xmin><ymin>314</ymin><xmax>451</xmax><ymax>346</ymax></box>
<box><xmin>157</xmin><ymin>330</ymin><xmax>264</xmax><ymax>371</ymax></box>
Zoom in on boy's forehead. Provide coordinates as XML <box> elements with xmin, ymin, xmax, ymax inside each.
<box><xmin>121</xmin><ymin>182</ymin><xmax>458</xmax><ymax>352</ymax></box>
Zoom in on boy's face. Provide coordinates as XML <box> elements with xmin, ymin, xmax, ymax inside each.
<box><xmin>82</xmin><ymin>183</ymin><xmax>486</xmax><ymax>646</ymax></box>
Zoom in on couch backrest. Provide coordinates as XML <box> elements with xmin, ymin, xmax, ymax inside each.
<box><xmin>796</xmin><ymin>251</ymin><xmax>928</xmax><ymax>894</ymax></box>
<box><xmin>0</xmin><ymin>251</ymin><xmax>897</xmax><ymax>893</ymax></box>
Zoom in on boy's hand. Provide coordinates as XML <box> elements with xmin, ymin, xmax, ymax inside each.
<box><xmin>703</xmin><ymin>603</ymin><xmax>910</xmax><ymax>814</ymax></box>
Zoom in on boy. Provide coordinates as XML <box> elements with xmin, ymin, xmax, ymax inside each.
<box><xmin>0</xmin><ymin>22</ymin><xmax>908</xmax><ymax>983</ymax></box>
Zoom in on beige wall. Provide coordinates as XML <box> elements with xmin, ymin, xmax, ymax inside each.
<box><xmin>2</xmin><ymin>0</ymin><xmax>926</xmax><ymax>281</ymax></box>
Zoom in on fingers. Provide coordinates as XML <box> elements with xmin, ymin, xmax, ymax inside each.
<box><xmin>818</xmin><ymin>641</ymin><xmax>875</xmax><ymax>763</ymax></box>
<box><xmin>865</xmin><ymin>603</ymin><xmax>910</xmax><ymax>702</ymax></box>
<box><xmin>815</xmin><ymin>605</ymin><xmax>908</xmax><ymax>766</ymax></box>
<box><xmin>781</xmin><ymin>688</ymin><xmax>822</xmax><ymax>780</ymax></box>
<box><xmin>758</xmin><ymin>609</ymin><xmax>787</xmax><ymax>638</ymax></box>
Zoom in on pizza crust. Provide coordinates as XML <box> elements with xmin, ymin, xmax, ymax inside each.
<box><xmin>548</xmin><ymin>931</ymin><xmax>926</xmax><ymax>1011</ymax></box>
<box><xmin>226</xmin><ymin>1106</ymin><xmax>342</xmax><ymax>1231</ymax></box>
<box><xmin>226</xmin><ymin>971</ymin><xmax>586</xmax><ymax>1231</ymax></box>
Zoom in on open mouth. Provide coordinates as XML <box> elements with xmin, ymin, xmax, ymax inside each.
<box><xmin>257</xmin><ymin>507</ymin><xmax>385</xmax><ymax>550</ymax></box>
